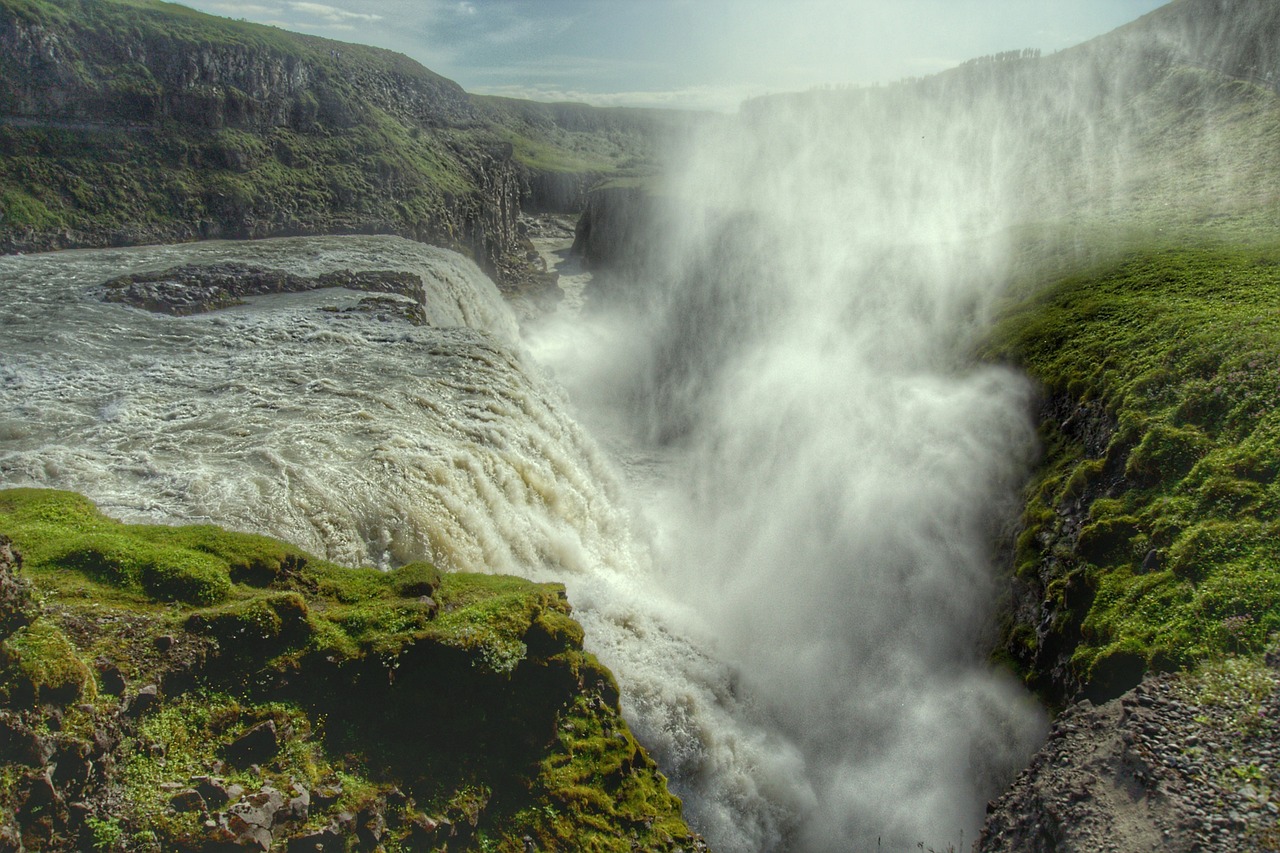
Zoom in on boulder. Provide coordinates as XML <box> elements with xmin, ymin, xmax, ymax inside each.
<box><xmin>227</xmin><ymin>787</ymin><xmax>285</xmax><ymax>851</ymax></box>
<box><xmin>225</xmin><ymin>720</ymin><xmax>279</xmax><ymax>767</ymax></box>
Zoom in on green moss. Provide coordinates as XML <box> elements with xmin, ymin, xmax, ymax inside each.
<box><xmin>119</xmin><ymin>695</ymin><xmax>333</xmax><ymax>846</ymax></box>
<box><xmin>185</xmin><ymin>591</ymin><xmax>312</xmax><ymax>654</ymax></box>
<box><xmin>1174</xmin><ymin>654</ymin><xmax>1278</xmax><ymax>732</ymax></box>
<box><xmin>390</xmin><ymin>560</ymin><xmax>442</xmax><ymax>598</ymax></box>
<box><xmin>0</xmin><ymin>487</ymin><xmax>697</xmax><ymax>848</ymax></box>
<box><xmin>991</xmin><ymin>242</ymin><xmax>1280</xmax><ymax>693</ymax></box>
<box><xmin>506</xmin><ymin>669</ymin><xmax>689</xmax><ymax>852</ymax></box>
<box><xmin>0</xmin><ymin>187</ymin><xmax>63</xmax><ymax>228</ymax></box>
<box><xmin>0</xmin><ymin>617</ymin><xmax>94</xmax><ymax>705</ymax></box>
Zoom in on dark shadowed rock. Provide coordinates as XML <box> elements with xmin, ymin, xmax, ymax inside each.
<box><xmin>16</xmin><ymin>767</ymin><xmax>62</xmax><ymax>830</ymax></box>
<box><xmin>286</xmin><ymin>824</ymin><xmax>344</xmax><ymax>853</ymax></box>
<box><xmin>51</xmin><ymin>739</ymin><xmax>93</xmax><ymax>795</ymax></box>
<box><xmin>356</xmin><ymin>805</ymin><xmax>387</xmax><ymax>848</ymax></box>
<box><xmin>407</xmin><ymin>813</ymin><xmax>440</xmax><ymax>846</ymax></box>
<box><xmin>125</xmin><ymin>684</ymin><xmax>159</xmax><ymax>717</ymax></box>
<box><xmin>94</xmin><ymin>660</ymin><xmax>126</xmax><ymax>697</ymax></box>
<box><xmin>193</xmin><ymin>775</ymin><xmax>234</xmax><ymax>809</ymax></box>
<box><xmin>170</xmin><ymin>788</ymin><xmax>207</xmax><ymax>813</ymax></box>
<box><xmin>311</xmin><ymin>779</ymin><xmax>342</xmax><ymax>810</ymax></box>
<box><xmin>0</xmin><ymin>535</ymin><xmax>32</xmax><ymax>640</ymax></box>
<box><xmin>0</xmin><ymin>712</ymin><xmax>52</xmax><ymax>767</ymax></box>
<box><xmin>225</xmin><ymin>720</ymin><xmax>279</xmax><ymax>767</ymax></box>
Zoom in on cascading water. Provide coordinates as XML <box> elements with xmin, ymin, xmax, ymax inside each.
<box><xmin>2</xmin><ymin>84</ymin><xmax>1053</xmax><ymax>853</ymax></box>
<box><xmin>0</xmin><ymin>234</ymin><xmax>802</xmax><ymax>847</ymax></box>
<box><xmin>0</xmin><ymin>236</ymin><xmax>631</xmax><ymax>579</ymax></box>
<box><xmin>530</xmin><ymin>86</ymin><xmax>1055</xmax><ymax>850</ymax></box>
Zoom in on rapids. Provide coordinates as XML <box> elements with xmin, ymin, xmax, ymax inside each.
<box><xmin>0</xmin><ymin>225</ymin><xmax>1040</xmax><ymax>851</ymax></box>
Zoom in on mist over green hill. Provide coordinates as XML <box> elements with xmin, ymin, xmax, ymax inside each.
<box><xmin>572</xmin><ymin>0</ymin><xmax>1280</xmax><ymax>710</ymax></box>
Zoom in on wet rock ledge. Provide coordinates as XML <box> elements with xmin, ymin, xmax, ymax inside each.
<box><xmin>0</xmin><ymin>489</ymin><xmax>703</xmax><ymax>852</ymax></box>
<box><xmin>102</xmin><ymin>264</ymin><xmax>429</xmax><ymax>325</ymax></box>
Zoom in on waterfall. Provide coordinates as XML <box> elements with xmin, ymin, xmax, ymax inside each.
<box><xmin>531</xmin><ymin>87</ymin><xmax>1050</xmax><ymax>851</ymax></box>
<box><xmin>3</xmin><ymin>168</ymin><xmax>1044</xmax><ymax>850</ymax></box>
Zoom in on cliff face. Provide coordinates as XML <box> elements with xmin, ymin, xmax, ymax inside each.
<box><xmin>571</xmin><ymin>185</ymin><xmax>659</xmax><ymax>271</ymax></box>
<box><xmin>0</xmin><ymin>0</ymin><xmax>676</xmax><ymax>288</ymax></box>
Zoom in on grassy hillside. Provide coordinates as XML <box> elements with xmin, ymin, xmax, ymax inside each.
<box><xmin>0</xmin><ymin>0</ymin><xmax>683</xmax><ymax>275</ymax></box>
<box><xmin>963</xmin><ymin>0</ymin><xmax>1280</xmax><ymax>707</ymax></box>
<box><xmin>987</xmin><ymin>238</ymin><xmax>1280</xmax><ymax>701</ymax></box>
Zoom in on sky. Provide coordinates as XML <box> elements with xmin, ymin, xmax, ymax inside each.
<box><xmin>178</xmin><ymin>0</ymin><xmax>1171</xmax><ymax>111</ymax></box>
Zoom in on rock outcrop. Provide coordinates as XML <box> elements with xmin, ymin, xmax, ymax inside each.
<box><xmin>0</xmin><ymin>488</ymin><xmax>704</xmax><ymax>852</ymax></box>
<box><xmin>571</xmin><ymin>185</ymin><xmax>660</xmax><ymax>270</ymax></box>
<box><xmin>101</xmin><ymin>263</ymin><xmax>428</xmax><ymax>323</ymax></box>
<box><xmin>0</xmin><ymin>0</ymin><xmax>683</xmax><ymax>293</ymax></box>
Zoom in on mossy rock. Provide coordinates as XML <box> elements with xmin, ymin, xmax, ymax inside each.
<box><xmin>0</xmin><ymin>488</ymin><xmax>699</xmax><ymax>849</ymax></box>
<box><xmin>0</xmin><ymin>618</ymin><xmax>94</xmax><ymax>706</ymax></box>
<box><xmin>186</xmin><ymin>591</ymin><xmax>313</xmax><ymax>653</ymax></box>
<box><xmin>390</xmin><ymin>560</ymin><xmax>442</xmax><ymax>598</ymax></box>
<box><xmin>1077</xmin><ymin>515</ymin><xmax>1142</xmax><ymax>566</ymax></box>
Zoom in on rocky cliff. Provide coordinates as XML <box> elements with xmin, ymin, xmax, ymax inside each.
<box><xmin>0</xmin><ymin>0</ymin><xmax>683</xmax><ymax>290</ymax></box>
<box><xmin>978</xmin><ymin>656</ymin><xmax>1280</xmax><ymax>853</ymax></box>
<box><xmin>570</xmin><ymin>185</ymin><xmax>660</xmax><ymax>271</ymax></box>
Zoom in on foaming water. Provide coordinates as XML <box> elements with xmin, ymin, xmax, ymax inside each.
<box><xmin>0</xmin><ymin>236</ymin><xmax>608</xmax><ymax>574</ymax></box>
<box><xmin>0</xmin><ymin>238</ymin><xmax>787</xmax><ymax>851</ymax></box>
<box><xmin>530</xmin><ymin>86</ymin><xmax>1053</xmax><ymax>850</ymax></box>
<box><xmin>3</xmin><ymin>224</ymin><xmax>1042</xmax><ymax>851</ymax></box>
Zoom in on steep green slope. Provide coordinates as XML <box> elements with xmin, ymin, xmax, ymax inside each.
<box><xmin>988</xmin><ymin>240</ymin><xmax>1280</xmax><ymax>704</ymax></box>
<box><xmin>0</xmin><ymin>488</ymin><xmax>699</xmax><ymax>852</ymax></box>
<box><xmin>961</xmin><ymin>0</ymin><xmax>1280</xmax><ymax>707</ymax></box>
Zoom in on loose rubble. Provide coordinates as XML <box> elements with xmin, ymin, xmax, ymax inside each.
<box><xmin>978</xmin><ymin>658</ymin><xmax>1280</xmax><ymax>852</ymax></box>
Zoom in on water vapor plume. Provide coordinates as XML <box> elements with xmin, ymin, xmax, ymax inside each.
<box><xmin>540</xmin><ymin>9</ymin><xmax>1280</xmax><ymax>844</ymax></box>
<box><xmin>545</xmin><ymin>61</ymin><xmax>1089</xmax><ymax>853</ymax></box>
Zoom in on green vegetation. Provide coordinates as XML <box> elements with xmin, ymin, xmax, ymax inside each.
<box><xmin>0</xmin><ymin>488</ymin><xmax>697</xmax><ymax>851</ymax></box>
<box><xmin>1174</xmin><ymin>654</ymin><xmax>1277</xmax><ymax>732</ymax></box>
<box><xmin>988</xmin><ymin>241</ymin><xmax>1280</xmax><ymax>699</ymax></box>
<box><xmin>0</xmin><ymin>0</ymin><xmax>682</xmax><ymax>268</ymax></box>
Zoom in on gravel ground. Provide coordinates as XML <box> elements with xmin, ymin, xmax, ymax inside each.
<box><xmin>977</xmin><ymin>656</ymin><xmax>1280</xmax><ymax>852</ymax></box>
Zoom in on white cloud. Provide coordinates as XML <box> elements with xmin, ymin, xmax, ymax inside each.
<box><xmin>469</xmin><ymin>82</ymin><xmax>763</xmax><ymax>113</ymax></box>
<box><xmin>287</xmin><ymin>2</ymin><xmax>383</xmax><ymax>23</ymax></box>
<box><xmin>203</xmin><ymin>2</ymin><xmax>283</xmax><ymax>15</ymax></box>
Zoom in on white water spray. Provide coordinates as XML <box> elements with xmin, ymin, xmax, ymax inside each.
<box><xmin>531</xmin><ymin>82</ymin><xmax>1057</xmax><ymax>850</ymax></box>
